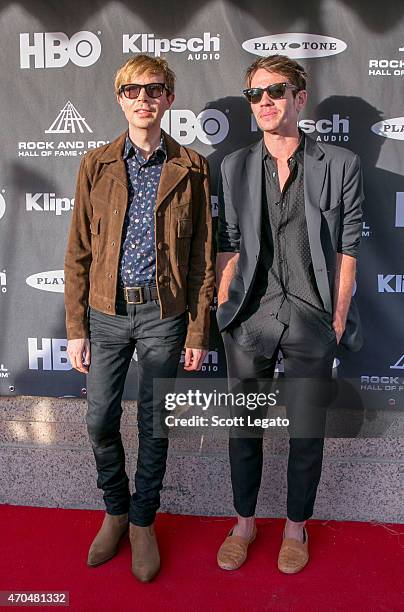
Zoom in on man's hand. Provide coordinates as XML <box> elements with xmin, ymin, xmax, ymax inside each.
<box><xmin>183</xmin><ymin>348</ymin><xmax>208</xmax><ymax>371</ymax></box>
<box><xmin>332</xmin><ymin>315</ymin><xmax>345</xmax><ymax>345</ymax></box>
<box><xmin>332</xmin><ymin>253</ymin><xmax>356</xmax><ymax>346</ymax></box>
<box><xmin>67</xmin><ymin>338</ymin><xmax>91</xmax><ymax>374</ymax></box>
<box><xmin>216</xmin><ymin>252</ymin><xmax>239</xmax><ymax>306</ymax></box>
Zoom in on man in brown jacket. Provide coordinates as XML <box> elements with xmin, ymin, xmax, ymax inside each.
<box><xmin>64</xmin><ymin>55</ymin><xmax>214</xmax><ymax>582</ymax></box>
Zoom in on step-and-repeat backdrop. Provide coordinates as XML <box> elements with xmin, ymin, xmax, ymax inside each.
<box><xmin>0</xmin><ymin>0</ymin><xmax>403</xmax><ymax>405</ymax></box>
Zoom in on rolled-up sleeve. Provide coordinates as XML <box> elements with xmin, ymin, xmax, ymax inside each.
<box><xmin>338</xmin><ymin>153</ymin><xmax>364</xmax><ymax>258</ymax></box>
<box><xmin>217</xmin><ymin>159</ymin><xmax>240</xmax><ymax>253</ymax></box>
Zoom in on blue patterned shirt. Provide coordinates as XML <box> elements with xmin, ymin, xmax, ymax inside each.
<box><xmin>119</xmin><ymin>134</ymin><xmax>166</xmax><ymax>286</ymax></box>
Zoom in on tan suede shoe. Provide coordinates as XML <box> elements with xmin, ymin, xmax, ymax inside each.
<box><xmin>129</xmin><ymin>523</ymin><xmax>160</xmax><ymax>582</ymax></box>
<box><xmin>277</xmin><ymin>528</ymin><xmax>309</xmax><ymax>574</ymax></box>
<box><xmin>87</xmin><ymin>512</ymin><xmax>128</xmax><ymax>567</ymax></box>
<box><xmin>217</xmin><ymin>526</ymin><xmax>257</xmax><ymax>570</ymax></box>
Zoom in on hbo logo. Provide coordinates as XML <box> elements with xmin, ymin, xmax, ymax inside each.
<box><xmin>20</xmin><ymin>31</ymin><xmax>101</xmax><ymax>69</ymax></box>
<box><xmin>161</xmin><ymin>109</ymin><xmax>229</xmax><ymax>145</ymax></box>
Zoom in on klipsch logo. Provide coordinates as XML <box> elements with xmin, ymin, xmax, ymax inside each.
<box><xmin>242</xmin><ymin>33</ymin><xmax>347</xmax><ymax>58</ymax></box>
<box><xmin>0</xmin><ymin>270</ymin><xmax>7</xmax><ymax>293</ymax></box>
<box><xmin>251</xmin><ymin>113</ymin><xmax>350</xmax><ymax>143</ymax></box>
<box><xmin>17</xmin><ymin>102</ymin><xmax>108</xmax><ymax>159</ymax></box>
<box><xmin>161</xmin><ymin>109</ymin><xmax>229</xmax><ymax>145</ymax></box>
<box><xmin>0</xmin><ymin>192</ymin><xmax>5</xmax><ymax>220</ymax></box>
<box><xmin>26</xmin><ymin>193</ymin><xmax>74</xmax><ymax>215</ymax></box>
<box><xmin>180</xmin><ymin>349</ymin><xmax>219</xmax><ymax>373</ymax></box>
<box><xmin>395</xmin><ymin>193</ymin><xmax>404</xmax><ymax>227</ymax></box>
<box><xmin>299</xmin><ymin>114</ymin><xmax>350</xmax><ymax>143</ymax></box>
<box><xmin>377</xmin><ymin>274</ymin><xmax>404</xmax><ymax>293</ymax></box>
<box><xmin>20</xmin><ymin>31</ymin><xmax>101</xmax><ymax>69</ymax></box>
<box><xmin>211</xmin><ymin>195</ymin><xmax>218</xmax><ymax>218</ymax></box>
<box><xmin>123</xmin><ymin>32</ymin><xmax>220</xmax><ymax>61</ymax></box>
<box><xmin>371</xmin><ymin>118</ymin><xmax>404</xmax><ymax>140</ymax></box>
<box><xmin>26</xmin><ymin>270</ymin><xmax>65</xmax><ymax>293</ymax></box>
<box><xmin>275</xmin><ymin>351</ymin><xmax>284</xmax><ymax>373</ymax></box>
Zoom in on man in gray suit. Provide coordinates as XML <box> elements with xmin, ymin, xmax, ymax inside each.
<box><xmin>216</xmin><ymin>55</ymin><xmax>363</xmax><ymax>573</ymax></box>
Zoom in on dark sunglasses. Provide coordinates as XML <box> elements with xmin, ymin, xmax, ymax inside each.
<box><xmin>119</xmin><ymin>82</ymin><xmax>169</xmax><ymax>99</ymax></box>
<box><xmin>243</xmin><ymin>82</ymin><xmax>298</xmax><ymax>104</ymax></box>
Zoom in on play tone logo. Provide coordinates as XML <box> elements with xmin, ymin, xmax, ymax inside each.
<box><xmin>26</xmin><ymin>270</ymin><xmax>65</xmax><ymax>293</ymax></box>
<box><xmin>17</xmin><ymin>102</ymin><xmax>108</xmax><ymax>159</ymax></box>
<box><xmin>371</xmin><ymin>117</ymin><xmax>404</xmax><ymax>140</ymax></box>
<box><xmin>20</xmin><ymin>31</ymin><xmax>101</xmax><ymax>69</ymax></box>
<box><xmin>123</xmin><ymin>32</ymin><xmax>220</xmax><ymax>61</ymax></box>
<box><xmin>242</xmin><ymin>33</ymin><xmax>346</xmax><ymax>58</ymax></box>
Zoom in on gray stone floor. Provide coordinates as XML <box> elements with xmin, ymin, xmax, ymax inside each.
<box><xmin>1</xmin><ymin>397</ymin><xmax>403</xmax><ymax>522</ymax></box>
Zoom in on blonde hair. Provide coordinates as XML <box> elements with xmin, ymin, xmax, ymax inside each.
<box><xmin>114</xmin><ymin>54</ymin><xmax>175</xmax><ymax>95</ymax></box>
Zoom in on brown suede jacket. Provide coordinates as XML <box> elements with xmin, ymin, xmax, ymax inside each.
<box><xmin>64</xmin><ymin>130</ymin><xmax>215</xmax><ymax>349</ymax></box>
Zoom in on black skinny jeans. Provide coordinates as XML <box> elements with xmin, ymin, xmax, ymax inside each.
<box><xmin>86</xmin><ymin>299</ymin><xmax>186</xmax><ymax>526</ymax></box>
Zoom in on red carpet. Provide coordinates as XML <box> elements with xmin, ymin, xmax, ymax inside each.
<box><xmin>0</xmin><ymin>505</ymin><xmax>403</xmax><ymax>611</ymax></box>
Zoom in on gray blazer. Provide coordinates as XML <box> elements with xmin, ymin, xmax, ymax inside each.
<box><xmin>217</xmin><ymin>134</ymin><xmax>364</xmax><ymax>351</ymax></box>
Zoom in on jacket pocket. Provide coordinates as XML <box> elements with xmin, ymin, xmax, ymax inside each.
<box><xmin>320</xmin><ymin>203</ymin><xmax>341</xmax><ymax>251</ymax></box>
<box><xmin>176</xmin><ymin>218</ymin><xmax>193</xmax><ymax>265</ymax></box>
<box><xmin>90</xmin><ymin>215</ymin><xmax>101</xmax><ymax>262</ymax></box>
<box><xmin>321</xmin><ymin>202</ymin><xmax>342</xmax><ymax>218</ymax></box>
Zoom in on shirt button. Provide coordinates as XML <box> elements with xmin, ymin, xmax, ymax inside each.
<box><xmin>111</xmin><ymin>241</ymin><xmax>115</xmax><ymax>246</ymax></box>
<box><xmin>157</xmin><ymin>211</ymin><xmax>162</xmax><ymax>217</ymax></box>
<box><xmin>113</xmin><ymin>209</ymin><xmax>118</xmax><ymax>215</ymax></box>
<box><xmin>108</xmin><ymin>273</ymin><xmax>113</xmax><ymax>278</ymax></box>
<box><xmin>107</xmin><ymin>304</ymin><xmax>111</xmax><ymax>310</ymax></box>
<box><xmin>157</xmin><ymin>242</ymin><xmax>165</xmax><ymax>250</ymax></box>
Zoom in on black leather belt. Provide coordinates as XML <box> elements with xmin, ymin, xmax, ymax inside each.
<box><xmin>119</xmin><ymin>285</ymin><xmax>159</xmax><ymax>304</ymax></box>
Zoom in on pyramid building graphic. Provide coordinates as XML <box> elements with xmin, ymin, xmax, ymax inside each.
<box><xmin>45</xmin><ymin>101</ymin><xmax>93</xmax><ymax>134</ymax></box>
<box><xmin>390</xmin><ymin>354</ymin><xmax>404</xmax><ymax>370</ymax></box>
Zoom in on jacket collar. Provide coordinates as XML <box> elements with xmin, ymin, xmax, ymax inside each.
<box><xmin>304</xmin><ymin>133</ymin><xmax>325</xmax><ymax>161</ymax></box>
<box><xmin>98</xmin><ymin>129</ymin><xmax>192</xmax><ymax>168</ymax></box>
<box><xmin>250</xmin><ymin>131</ymin><xmax>324</xmax><ymax>161</ymax></box>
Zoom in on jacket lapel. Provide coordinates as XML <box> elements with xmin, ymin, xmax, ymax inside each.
<box><xmin>304</xmin><ymin>135</ymin><xmax>332</xmax><ymax>313</ymax></box>
<box><xmin>97</xmin><ymin>130</ymin><xmax>192</xmax><ymax>210</ymax></box>
<box><xmin>98</xmin><ymin>132</ymin><xmax>128</xmax><ymax>188</ymax></box>
<box><xmin>156</xmin><ymin>131</ymin><xmax>192</xmax><ymax>210</ymax></box>
<box><xmin>245</xmin><ymin>140</ymin><xmax>263</xmax><ymax>241</ymax></box>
